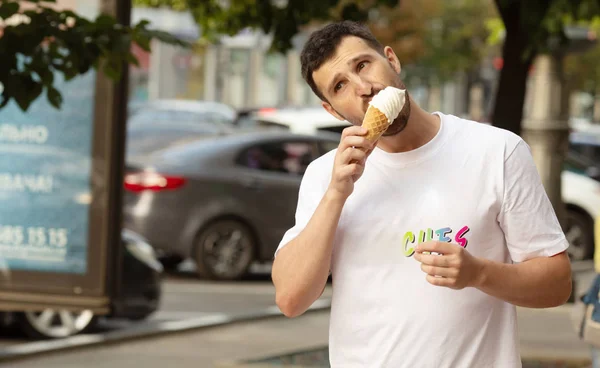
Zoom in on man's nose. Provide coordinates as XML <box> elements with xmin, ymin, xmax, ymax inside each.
<box><xmin>353</xmin><ymin>77</ymin><xmax>373</xmax><ymax>98</ymax></box>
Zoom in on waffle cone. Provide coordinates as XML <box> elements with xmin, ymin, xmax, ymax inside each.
<box><xmin>361</xmin><ymin>105</ymin><xmax>390</xmax><ymax>142</ymax></box>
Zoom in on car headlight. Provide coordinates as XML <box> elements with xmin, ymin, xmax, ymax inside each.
<box><xmin>126</xmin><ymin>240</ymin><xmax>163</xmax><ymax>273</ymax></box>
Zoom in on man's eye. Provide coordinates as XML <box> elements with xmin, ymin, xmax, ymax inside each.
<box><xmin>358</xmin><ymin>62</ymin><xmax>367</xmax><ymax>70</ymax></box>
<box><xmin>334</xmin><ymin>82</ymin><xmax>344</xmax><ymax>91</ymax></box>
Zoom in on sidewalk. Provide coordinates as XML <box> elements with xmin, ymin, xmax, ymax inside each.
<box><xmin>4</xmin><ymin>311</ymin><xmax>330</xmax><ymax>368</ymax></box>
<box><xmin>3</xmin><ymin>306</ymin><xmax>593</xmax><ymax>368</ymax></box>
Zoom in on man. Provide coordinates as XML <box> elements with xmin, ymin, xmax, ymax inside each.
<box><xmin>271</xmin><ymin>20</ymin><xmax>572</xmax><ymax>367</ymax></box>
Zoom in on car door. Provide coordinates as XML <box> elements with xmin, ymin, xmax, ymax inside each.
<box><xmin>236</xmin><ymin>139</ymin><xmax>321</xmax><ymax>257</ymax></box>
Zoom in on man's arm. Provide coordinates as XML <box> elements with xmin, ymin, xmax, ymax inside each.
<box><xmin>272</xmin><ymin>126</ymin><xmax>374</xmax><ymax>318</ymax></box>
<box><xmin>417</xmin><ymin>137</ymin><xmax>569</xmax><ymax>308</ymax></box>
<box><xmin>415</xmin><ymin>242</ymin><xmax>572</xmax><ymax>308</ymax></box>
<box><xmin>272</xmin><ymin>190</ymin><xmax>345</xmax><ymax>318</ymax></box>
<box><xmin>475</xmin><ymin>251</ymin><xmax>571</xmax><ymax>308</ymax></box>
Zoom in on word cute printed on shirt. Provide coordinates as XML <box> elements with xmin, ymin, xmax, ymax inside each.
<box><xmin>402</xmin><ymin>225</ymin><xmax>470</xmax><ymax>257</ymax></box>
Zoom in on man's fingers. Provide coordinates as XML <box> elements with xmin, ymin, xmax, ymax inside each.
<box><xmin>420</xmin><ymin>264</ymin><xmax>458</xmax><ymax>278</ymax></box>
<box><xmin>414</xmin><ymin>253</ymin><xmax>451</xmax><ymax>267</ymax></box>
<box><xmin>416</xmin><ymin>241</ymin><xmax>460</xmax><ymax>255</ymax></box>
<box><xmin>340</xmin><ymin>135</ymin><xmax>373</xmax><ymax>152</ymax></box>
<box><xmin>335</xmin><ymin>162</ymin><xmax>364</xmax><ymax>180</ymax></box>
<box><xmin>341</xmin><ymin>125</ymin><xmax>368</xmax><ymax>139</ymax></box>
<box><xmin>426</xmin><ymin>274</ymin><xmax>454</xmax><ymax>287</ymax></box>
<box><xmin>341</xmin><ymin>147</ymin><xmax>367</xmax><ymax>164</ymax></box>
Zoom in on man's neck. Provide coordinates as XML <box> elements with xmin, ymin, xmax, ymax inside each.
<box><xmin>376</xmin><ymin>101</ymin><xmax>441</xmax><ymax>154</ymax></box>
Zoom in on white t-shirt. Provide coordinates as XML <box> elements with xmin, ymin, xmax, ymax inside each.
<box><xmin>276</xmin><ymin>112</ymin><xmax>569</xmax><ymax>368</ymax></box>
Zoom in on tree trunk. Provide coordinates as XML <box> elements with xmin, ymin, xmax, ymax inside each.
<box><xmin>594</xmin><ymin>83</ymin><xmax>600</xmax><ymax>123</ymax></box>
<box><xmin>492</xmin><ymin>2</ymin><xmax>570</xmax><ymax>236</ymax></box>
<box><xmin>491</xmin><ymin>0</ymin><xmax>555</xmax><ymax>135</ymax></box>
<box><xmin>490</xmin><ymin>30</ymin><xmax>533</xmax><ymax>136</ymax></box>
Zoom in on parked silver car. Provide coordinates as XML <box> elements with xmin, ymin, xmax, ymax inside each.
<box><xmin>123</xmin><ymin>130</ymin><xmax>340</xmax><ymax>280</ymax></box>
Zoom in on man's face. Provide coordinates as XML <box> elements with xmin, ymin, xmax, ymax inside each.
<box><xmin>312</xmin><ymin>36</ymin><xmax>410</xmax><ymax>136</ymax></box>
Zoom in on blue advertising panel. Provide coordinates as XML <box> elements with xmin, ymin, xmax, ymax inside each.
<box><xmin>0</xmin><ymin>72</ymin><xmax>95</xmax><ymax>274</ymax></box>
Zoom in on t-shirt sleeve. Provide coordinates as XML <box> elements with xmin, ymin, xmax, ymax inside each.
<box><xmin>274</xmin><ymin>159</ymin><xmax>329</xmax><ymax>258</ymax></box>
<box><xmin>497</xmin><ymin>138</ymin><xmax>569</xmax><ymax>263</ymax></box>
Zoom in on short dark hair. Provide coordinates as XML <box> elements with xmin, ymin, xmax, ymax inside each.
<box><xmin>300</xmin><ymin>21</ymin><xmax>384</xmax><ymax>101</ymax></box>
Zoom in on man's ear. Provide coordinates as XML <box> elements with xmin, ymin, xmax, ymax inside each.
<box><xmin>384</xmin><ymin>46</ymin><xmax>401</xmax><ymax>75</ymax></box>
<box><xmin>322</xmin><ymin>101</ymin><xmax>345</xmax><ymax>121</ymax></box>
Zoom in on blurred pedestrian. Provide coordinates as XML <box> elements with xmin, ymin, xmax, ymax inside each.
<box><xmin>272</xmin><ymin>20</ymin><xmax>572</xmax><ymax>368</ymax></box>
<box><xmin>579</xmin><ymin>215</ymin><xmax>600</xmax><ymax>368</ymax></box>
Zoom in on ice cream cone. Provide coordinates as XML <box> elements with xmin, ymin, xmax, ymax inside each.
<box><xmin>362</xmin><ymin>105</ymin><xmax>390</xmax><ymax>142</ymax></box>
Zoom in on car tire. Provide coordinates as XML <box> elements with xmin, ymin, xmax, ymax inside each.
<box><xmin>565</xmin><ymin>209</ymin><xmax>595</xmax><ymax>261</ymax></box>
<box><xmin>17</xmin><ymin>309</ymin><xmax>97</xmax><ymax>339</ymax></box>
<box><xmin>194</xmin><ymin>219</ymin><xmax>256</xmax><ymax>281</ymax></box>
<box><xmin>159</xmin><ymin>255</ymin><xmax>183</xmax><ymax>272</ymax></box>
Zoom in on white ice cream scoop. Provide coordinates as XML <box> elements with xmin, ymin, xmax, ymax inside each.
<box><xmin>368</xmin><ymin>86</ymin><xmax>406</xmax><ymax>124</ymax></box>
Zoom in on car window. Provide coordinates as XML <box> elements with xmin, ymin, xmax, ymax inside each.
<box><xmin>569</xmin><ymin>142</ymin><xmax>589</xmax><ymax>156</ymax></box>
<box><xmin>592</xmin><ymin>146</ymin><xmax>600</xmax><ymax>163</ymax></box>
<box><xmin>569</xmin><ymin>142</ymin><xmax>600</xmax><ymax>165</ymax></box>
<box><xmin>319</xmin><ymin>140</ymin><xmax>339</xmax><ymax>154</ymax></box>
<box><xmin>564</xmin><ymin>152</ymin><xmax>590</xmax><ymax>174</ymax></box>
<box><xmin>239</xmin><ymin>141</ymin><xmax>318</xmax><ymax>176</ymax></box>
<box><xmin>318</xmin><ymin>125</ymin><xmax>347</xmax><ymax>134</ymax></box>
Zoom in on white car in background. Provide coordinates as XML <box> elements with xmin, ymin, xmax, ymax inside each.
<box><xmin>246</xmin><ymin>107</ymin><xmax>600</xmax><ymax>261</ymax></box>
<box><xmin>246</xmin><ymin>106</ymin><xmax>351</xmax><ymax>135</ymax></box>
<box><xmin>562</xmin><ymin>170</ymin><xmax>600</xmax><ymax>261</ymax></box>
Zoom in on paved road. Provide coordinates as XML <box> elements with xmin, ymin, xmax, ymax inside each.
<box><xmin>0</xmin><ymin>268</ymin><xmax>332</xmax><ymax>347</ymax></box>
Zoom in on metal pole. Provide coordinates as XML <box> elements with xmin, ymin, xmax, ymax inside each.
<box><xmin>95</xmin><ymin>0</ymin><xmax>130</xmax><ymax>306</ymax></box>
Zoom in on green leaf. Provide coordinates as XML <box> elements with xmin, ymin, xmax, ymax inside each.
<box><xmin>132</xmin><ymin>30</ymin><xmax>152</xmax><ymax>51</ymax></box>
<box><xmin>46</xmin><ymin>86</ymin><xmax>63</xmax><ymax>109</ymax></box>
<box><xmin>134</xmin><ymin>19</ymin><xmax>151</xmax><ymax>29</ymax></box>
<box><xmin>103</xmin><ymin>59</ymin><xmax>122</xmax><ymax>80</ymax></box>
<box><xmin>138</xmin><ymin>29</ymin><xmax>191</xmax><ymax>48</ymax></box>
<box><xmin>27</xmin><ymin>81</ymin><xmax>44</xmax><ymax>103</ymax></box>
<box><xmin>0</xmin><ymin>2</ymin><xmax>19</xmax><ymax>20</ymax></box>
<box><xmin>14</xmin><ymin>93</ymin><xmax>32</xmax><ymax>112</ymax></box>
<box><xmin>133</xmin><ymin>0</ymin><xmax>189</xmax><ymax>12</ymax></box>
<box><xmin>95</xmin><ymin>14</ymin><xmax>116</xmax><ymax>28</ymax></box>
<box><xmin>126</xmin><ymin>52</ymin><xmax>140</xmax><ymax>66</ymax></box>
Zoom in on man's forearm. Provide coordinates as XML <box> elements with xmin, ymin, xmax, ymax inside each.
<box><xmin>475</xmin><ymin>252</ymin><xmax>572</xmax><ymax>308</ymax></box>
<box><xmin>272</xmin><ymin>190</ymin><xmax>346</xmax><ymax>317</ymax></box>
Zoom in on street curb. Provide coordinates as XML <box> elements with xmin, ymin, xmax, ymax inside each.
<box><xmin>215</xmin><ymin>345</ymin><xmax>329</xmax><ymax>368</ymax></box>
<box><xmin>215</xmin><ymin>346</ymin><xmax>593</xmax><ymax>368</ymax></box>
<box><xmin>0</xmin><ymin>299</ymin><xmax>332</xmax><ymax>363</ymax></box>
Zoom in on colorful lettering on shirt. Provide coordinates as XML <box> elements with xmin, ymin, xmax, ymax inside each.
<box><xmin>403</xmin><ymin>231</ymin><xmax>416</xmax><ymax>257</ymax></box>
<box><xmin>418</xmin><ymin>228</ymin><xmax>434</xmax><ymax>243</ymax></box>
<box><xmin>435</xmin><ymin>227</ymin><xmax>452</xmax><ymax>242</ymax></box>
<box><xmin>402</xmin><ymin>225</ymin><xmax>471</xmax><ymax>258</ymax></box>
<box><xmin>455</xmin><ymin>225</ymin><xmax>470</xmax><ymax>248</ymax></box>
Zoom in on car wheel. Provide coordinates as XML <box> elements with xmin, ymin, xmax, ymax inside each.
<box><xmin>18</xmin><ymin>309</ymin><xmax>97</xmax><ymax>339</ymax></box>
<box><xmin>194</xmin><ymin>219</ymin><xmax>256</xmax><ymax>281</ymax></box>
<box><xmin>565</xmin><ymin>209</ymin><xmax>594</xmax><ymax>261</ymax></box>
<box><xmin>159</xmin><ymin>255</ymin><xmax>183</xmax><ymax>272</ymax></box>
